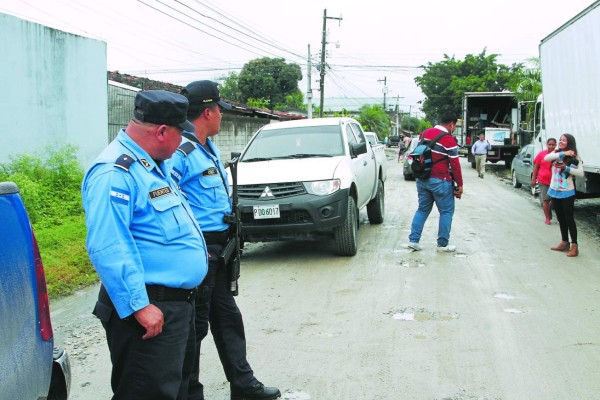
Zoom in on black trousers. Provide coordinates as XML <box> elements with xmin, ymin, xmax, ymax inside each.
<box><xmin>188</xmin><ymin>243</ymin><xmax>255</xmax><ymax>400</ymax></box>
<box><xmin>552</xmin><ymin>195</ymin><xmax>577</xmax><ymax>243</ymax></box>
<box><xmin>94</xmin><ymin>286</ymin><xmax>196</xmax><ymax>400</ymax></box>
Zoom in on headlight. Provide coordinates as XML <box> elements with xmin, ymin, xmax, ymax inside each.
<box><xmin>304</xmin><ymin>179</ymin><xmax>341</xmax><ymax>196</ymax></box>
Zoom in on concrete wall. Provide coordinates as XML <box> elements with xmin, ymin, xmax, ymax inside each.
<box><xmin>214</xmin><ymin>115</ymin><xmax>277</xmax><ymax>161</ymax></box>
<box><xmin>0</xmin><ymin>13</ymin><xmax>107</xmax><ymax>169</ymax></box>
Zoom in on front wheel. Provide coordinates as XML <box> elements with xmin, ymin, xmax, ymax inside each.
<box><xmin>367</xmin><ymin>179</ymin><xmax>385</xmax><ymax>224</ymax></box>
<box><xmin>512</xmin><ymin>170</ymin><xmax>522</xmax><ymax>188</ymax></box>
<box><xmin>334</xmin><ymin>197</ymin><xmax>358</xmax><ymax>256</ymax></box>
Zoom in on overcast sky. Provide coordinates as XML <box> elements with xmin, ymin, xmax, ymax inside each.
<box><xmin>1</xmin><ymin>0</ymin><xmax>595</xmax><ymax>114</ymax></box>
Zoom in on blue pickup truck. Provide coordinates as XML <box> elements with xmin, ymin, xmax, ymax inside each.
<box><xmin>0</xmin><ymin>181</ymin><xmax>71</xmax><ymax>400</ymax></box>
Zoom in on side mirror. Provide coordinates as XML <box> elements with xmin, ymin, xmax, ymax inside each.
<box><xmin>231</xmin><ymin>151</ymin><xmax>241</xmax><ymax>159</ymax></box>
<box><xmin>350</xmin><ymin>141</ymin><xmax>367</xmax><ymax>158</ymax></box>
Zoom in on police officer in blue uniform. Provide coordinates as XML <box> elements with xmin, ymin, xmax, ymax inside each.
<box><xmin>170</xmin><ymin>81</ymin><xmax>280</xmax><ymax>400</ymax></box>
<box><xmin>82</xmin><ymin>90</ymin><xmax>209</xmax><ymax>400</ymax></box>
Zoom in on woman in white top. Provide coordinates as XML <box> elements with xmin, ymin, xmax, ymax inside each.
<box><xmin>544</xmin><ymin>133</ymin><xmax>584</xmax><ymax>257</ymax></box>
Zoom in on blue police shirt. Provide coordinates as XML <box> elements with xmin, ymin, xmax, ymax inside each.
<box><xmin>168</xmin><ymin>136</ymin><xmax>232</xmax><ymax>233</ymax></box>
<box><xmin>82</xmin><ymin>130</ymin><xmax>208</xmax><ymax>318</ymax></box>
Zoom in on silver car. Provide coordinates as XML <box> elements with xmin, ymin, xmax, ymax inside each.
<box><xmin>402</xmin><ymin>136</ymin><xmax>420</xmax><ymax>180</ymax></box>
<box><xmin>511</xmin><ymin>144</ymin><xmax>539</xmax><ymax>197</ymax></box>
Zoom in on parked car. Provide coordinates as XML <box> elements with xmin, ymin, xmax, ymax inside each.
<box><xmin>386</xmin><ymin>135</ymin><xmax>400</xmax><ymax>147</ymax></box>
<box><xmin>0</xmin><ymin>181</ymin><xmax>71</xmax><ymax>400</ymax></box>
<box><xmin>402</xmin><ymin>136</ymin><xmax>420</xmax><ymax>181</ymax></box>
<box><xmin>230</xmin><ymin>117</ymin><xmax>386</xmax><ymax>256</ymax></box>
<box><xmin>511</xmin><ymin>144</ymin><xmax>539</xmax><ymax>197</ymax></box>
<box><xmin>364</xmin><ymin>131</ymin><xmax>380</xmax><ymax>147</ymax></box>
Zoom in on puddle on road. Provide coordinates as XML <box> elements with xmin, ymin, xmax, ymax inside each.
<box><xmin>494</xmin><ymin>292</ymin><xmax>515</xmax><ymax>300</ymax></box>
<box><xmin>397</xmin><ymin>259</ymin><xmax>425</xmax><ymax>268</ymax></box>
<box><xmin>503</xmin><ymin>308</ymin><xmax>525</xmax><ymax>314</ymax></box>
<box><xmin>391</xmin><ymin>308</ymin><xmax>459</xmax><ymax>322</ymax></box>
<box><xmin>438</xmin><ymin>388</ymin><xmax>502</xmax><ymax>400</ymax></box>
<box><xmin>282</xmin><ymin>390</ymin><xmax>312</xmax><ymax>399</ymax></box>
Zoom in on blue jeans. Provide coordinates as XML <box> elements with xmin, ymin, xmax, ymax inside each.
<box><xmin>409</xmin><ymin>178</ymin><xmax>455</xmax><ymax>247</ymax></box>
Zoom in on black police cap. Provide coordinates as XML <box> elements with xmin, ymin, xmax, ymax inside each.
<box><xmin>134</xmin><ymin>90</ymin><xmax>195</xmax><ymax>131</ymax></box>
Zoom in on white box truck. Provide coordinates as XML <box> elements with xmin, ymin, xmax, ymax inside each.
<box><xmin>534</xmin><ymin>0</ymin><xmax>600</xmax><ymax>197</ymax></box>
<box><xmin>463</xmin><ymin>91</ymin><xmax>521</xmax><ymax>168</ymax></box>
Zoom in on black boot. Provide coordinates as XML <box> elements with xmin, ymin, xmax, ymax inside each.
<box><xmin>231</xmin><ymin>382</ymin><xmax>281</xmax><ymax>400</ymax></box>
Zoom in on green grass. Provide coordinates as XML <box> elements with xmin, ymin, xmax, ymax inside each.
<box><xmin>1</xmin><ymin>144</ymin><xmax>98</xmax><ymax>299</ymax></box>
<box><xmin>35</xmin><ymin>215</ymin><xmax>98</xmax><ymax>299</ymax></box>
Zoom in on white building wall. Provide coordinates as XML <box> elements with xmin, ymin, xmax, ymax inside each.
<box><xmin>0</xmin><ymin>13</ymin><xmax>107</xmax><ymax>169</ymax></box>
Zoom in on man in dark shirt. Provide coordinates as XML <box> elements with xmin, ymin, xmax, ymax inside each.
<box><xmin>407</xmin><ymin>113</ymin><xmax>463</xmax><ymax>252</ymax></box>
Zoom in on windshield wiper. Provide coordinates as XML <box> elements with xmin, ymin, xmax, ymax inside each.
<box><xmin>287</xmin><ymin>153</ymin><xmax>334</xmax><ymax>158</ymax></box>
<box><xmin>242</xmin><ymin>157</ymin><xmax>273</xmax><ymax>162</ymax></box>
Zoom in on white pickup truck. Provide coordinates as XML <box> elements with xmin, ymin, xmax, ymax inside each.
<box><xmin>230</xmin><ymin>117</ymin><xmax>386</xmax><ymax>256</ymax></box>
<box><xmin>364</xmin><ymin>131</ymin><xmax>388</xmax><ymax>174</ymax></box>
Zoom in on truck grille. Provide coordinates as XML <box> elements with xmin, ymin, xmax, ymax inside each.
<box><xmin>241</xmin><ymin>210</ymin><xmax>312</xmax><ymax>226</ymax></box>
<box><xmin>238</xmin><ymin>182</ymin><xmax>306</xmax><ymax>199</ymax></box>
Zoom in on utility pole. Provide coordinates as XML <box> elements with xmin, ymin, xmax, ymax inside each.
<box><xmin>307</xmin><ymin>44</ymin><xmax>313</xmax><ymax>119</ymax></box>
<box><xmin>377</xmin><ymin>76</ymin><xmax>387</xmax><ymax>111</ymax></box>
<box><xmin>319</xmin><ymin>9</ymin><xmax>342</xmax><ymax>117</ymax></box>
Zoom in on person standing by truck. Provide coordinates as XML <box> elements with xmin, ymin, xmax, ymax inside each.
<box><xmin>82</xmin><ymin>90</ymin><xmax>209</xmax><ymax>399</ymax></box>
<box><xmin>544</xmin><ymin>133</ymin><xmax>583</xmax><ymax>257</ymax></box>
<box><xmin>170</xmin><ymin>80</ymin><xmax>281</xmax><ymax>400</ymax></box>
<box><xmin>471</xmin><ymin>133</ymin><xmax>492</xmax><ymax>178</ymax></box>
<box><xmin>531</xmin><ymin>137</ymin><xmax>557</xmax><ymax>224</ymax></box>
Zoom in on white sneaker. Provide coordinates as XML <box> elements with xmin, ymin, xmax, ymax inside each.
<box><xmin>407</xmin><ymin>242</ymin><xmax>421</xmax><ymax>251</ymax></box>
<box><xmin>437</xmin><ymin>244</ymin><xmax>456</xmax><ymax>252</ymax></box>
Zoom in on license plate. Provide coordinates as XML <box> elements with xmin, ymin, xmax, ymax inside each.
<box><xmin>488</xmin><ymin>151</ymin><xmax>496</xmax><ymax>155</ymax></box>
<box><xmin>253</xmin><ymin>204</ymin><xmax>280</xmax><ymax>219</ymax></box>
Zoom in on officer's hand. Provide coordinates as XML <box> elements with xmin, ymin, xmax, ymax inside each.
<box><xmin>454</xmin><ymin>187</ymin><xmax>463</xmax><ymax>199</ymax></box>
<box><xmin>134</xmin><ymin>304</ymin><xmax>164</xmax><ymax>339</ymax></box>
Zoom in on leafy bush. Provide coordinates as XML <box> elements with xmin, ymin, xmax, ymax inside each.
<box><xmin>0</xmin><ymin>144</ymin><xmax>96</xmax><ymax>298</ymax></box>
<box><xmin>0</xmin><ymin>144</ymin><xmax>84</xmax><ymax>227</ymax></box>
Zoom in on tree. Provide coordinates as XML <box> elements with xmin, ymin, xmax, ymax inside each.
<box><xmin>274</xmin><ymin>89</ymin><xmax>307</xmax><ymax>112</ymax></box>
<box><xmin>356</xmin><ymin>105</ymin><xmax>390</xmax><ymax>138</ymax></box>
<box><xmin>415</xmin><ymin>49</ymin><xmax>523</xmax><ymax>123</ymax></box>
<box><xmin>510</xmin><ymin>57</ymin><xmax>541</xmax><ymax>102</ymax></box>
<box><xmin>510</xmin><ymin>57</ymin><xmax>542</xmax><ymax>138</ymax></box>
<box><xmin>238</xmin><ymin>57</ymin><xmax>302</xmax><ymax>110</ymax></box>
<box><xmin>402</xmin><ymin>114</ymin><xmax>431</xmax><ymax>135</ymax></box>
<box><xmin>218</xmin><ymin>71</ymin><xmax>243</xmax><ymax>103</ymax></box>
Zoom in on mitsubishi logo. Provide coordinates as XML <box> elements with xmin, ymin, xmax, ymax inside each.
<box><xmin>260</xmin><ymin>186</ymin><xmax>274</xmax><ymax>198</ymax></box>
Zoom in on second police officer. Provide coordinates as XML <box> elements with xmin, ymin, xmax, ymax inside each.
<box><xmin>169</xmin><ymin>80</ymin><xmax>281</xmax><ymax>400</ymax></box>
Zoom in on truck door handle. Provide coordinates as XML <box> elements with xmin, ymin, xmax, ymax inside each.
<box><xmin>363</xmin><ymin>161</ymin><xmax>367</xmax><ymax>166</ymax></box>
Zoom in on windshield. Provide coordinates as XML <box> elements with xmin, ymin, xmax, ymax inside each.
<box><xmin>242</xmin><ymin>125</ymin><xmax>344</xmax><ymax>161</ymax></box>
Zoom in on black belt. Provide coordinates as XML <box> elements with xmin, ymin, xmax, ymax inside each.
<box><xmin>145</xmin><ymin>284</ymin><xmax>197</xmax><ymax>302</ymax></box>
<box><xmin>203</xmin><ymin>230</ymin><xmax>229</xmax><ymax>245</ymax></box>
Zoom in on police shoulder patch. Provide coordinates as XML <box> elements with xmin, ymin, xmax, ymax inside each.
<box><xmin>177</xmin><ymin>142</ymin><xmax>196</xmax><ymax>156</ymax></box>
<box><xmin>110</xmin><ymin>186</ymin><xmax>130</xmax><ymax>205</ymax></box>
<box><xmin>114</xmin><ymin>154</ymin><xmax>135</xmax><ymax>171</ymax></box>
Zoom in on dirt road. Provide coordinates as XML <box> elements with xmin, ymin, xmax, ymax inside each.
<box><xmin>51</xmin><ymin>156</ymin><xmax>600</xmax><ymax>400</ymax></box>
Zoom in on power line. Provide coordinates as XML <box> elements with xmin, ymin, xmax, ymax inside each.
<box><xmin>139</xmin><ymin>0</ymin><xmax>283</xmax><ymax>58</ymax></box>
